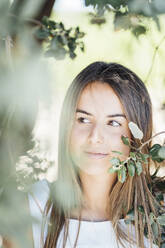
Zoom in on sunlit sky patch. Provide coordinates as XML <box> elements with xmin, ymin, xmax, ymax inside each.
<box><xmin>54</xmin><ymin>0</ymin><xmax>93</xmax><ymax>12</ymax></box>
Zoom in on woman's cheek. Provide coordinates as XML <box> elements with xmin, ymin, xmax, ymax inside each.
<box><xmin>108</xmin><ymin>131</ymin><xmax>130</xmax><ymax>156</ymax></box>
<box><xmin>70</xmin><ymin>125</ymin><xmax>89</xmax><ymax>146</ymax></box>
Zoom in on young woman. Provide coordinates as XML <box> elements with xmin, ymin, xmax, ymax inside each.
<box><xmin>41</xmin><ymin>62</ymin><xmax>162</xmax><ymax>248</ymax></box>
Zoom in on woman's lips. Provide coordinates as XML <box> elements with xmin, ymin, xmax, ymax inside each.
<box><xmin>85</xmin><ymin>152</ymin><xmax>108</xmax><ymax>159</ymax></box>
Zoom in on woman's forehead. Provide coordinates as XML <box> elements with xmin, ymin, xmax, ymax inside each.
<box><xmin>76</xmin><ymin>82</ymin><xmax>125</xmax><ymax>116</ymax></box>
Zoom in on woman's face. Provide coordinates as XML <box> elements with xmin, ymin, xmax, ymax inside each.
<box><xmin>69</xmin><ymin>82</ymin><xmax>131</xmax><ymax>175</ymax></box>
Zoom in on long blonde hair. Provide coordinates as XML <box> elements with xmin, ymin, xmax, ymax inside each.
<box><xmin>43</xmin><ymin>62</ymin><xmax>161</xmax><ymax>248</ymax></box>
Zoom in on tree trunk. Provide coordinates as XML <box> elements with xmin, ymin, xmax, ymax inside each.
<box><xmin>10</xmin><ymin>0</ymin><xmax>56</xmax><ymax>48</ymax></box>
<box><xmin>36</xmin><ymin>0</ymin><xmax>56</xmax><ymax>21</ymax></box>
<box><xmin>10</xmin><ymin>0</ymin><xmax>56</xmax><ymax>20</ymax></box>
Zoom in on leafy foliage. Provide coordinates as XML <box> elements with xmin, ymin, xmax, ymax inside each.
<box><xmin>35</xmin><ymin>16</ymin><xmax>85</xmax><ymax>60</ymax></box>
<box><xmin>149</xmin><ymin>144</ymin><xmax>164</xmax><ymax>163</ymax></box>
<box><xmin>109</xmin><ymin>121</ymin><xmax>165</xmax><ymax>247</ymax></box>
<box><xmin>109</xmin><ymin>122</ymin><xmax>165</xmax><ymax>183</ymax></box>
<box><xmin>85</xmin><ymin>0</ymin><xmax>165</xmax><ymax>37</ymax></box>
<box><xmin>16</xmin><ymin>140</ymin><xmax>56</xmax><ymax>192</ymax></box>
<box><xmin>0</xmin><ymin>1</ymin><xmax>51</xmax><ymax>246</ymax></box>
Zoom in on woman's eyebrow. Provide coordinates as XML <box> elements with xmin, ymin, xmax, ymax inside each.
<box><xmin>76</xmin><ymin>109</ymin><xmax>126</xmax><ymax>119</ymax></box>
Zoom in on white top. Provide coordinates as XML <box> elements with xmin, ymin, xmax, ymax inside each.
<box><xmin>28</xmin><ymin>180</ymin><xmax>158</xmax><ymax>248</ymax></box>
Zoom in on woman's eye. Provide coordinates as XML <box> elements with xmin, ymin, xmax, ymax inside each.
<box><xmin>108</xmin><ymin>120</ymin><xmax>121</xmax><ymax>127</ymax></box>
<box><xmin>77</xmin><ymin>117</ymin><xmax>90</xmax><ymax>124</ymax></box>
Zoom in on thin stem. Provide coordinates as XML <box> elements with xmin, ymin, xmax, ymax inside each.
<box><xmin>145</xmin><ymin>36</ymin><xmax>165</xmax><ymax>84</ymax></box>
<box><xmin>138</xmin><ymin>131</ymin><xmax>165</xmax><ymax>151</ymax></box>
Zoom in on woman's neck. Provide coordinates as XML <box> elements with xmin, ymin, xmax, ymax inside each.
<box><xmin>71</xmin><ymin>171</ymin><xmax>117</xmax><ymax>221</ymax></box>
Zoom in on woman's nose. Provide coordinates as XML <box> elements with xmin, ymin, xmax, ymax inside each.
<box><xmin>88</xmin><ymin>124</ymin><xmax>104</xmax><ymax>144</ymax></box>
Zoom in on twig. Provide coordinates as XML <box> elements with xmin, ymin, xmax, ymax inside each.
<box><xmin>138</xmin><ymin>131</ymin><xmax>165</xmax><ymax>151</ymax></box>
<box><xmin>9</xmin><ymin>13</ymin><xmax>44</xmax><ymax>27</ymax></box>
<box><xmin>145</xmin><ymin>36</ymin><xmax>165</xmax><ymax>84</ymax></box>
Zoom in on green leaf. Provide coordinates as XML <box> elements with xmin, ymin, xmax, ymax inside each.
<box><xmin>108</xmin><ymin>167</ymin><xmax>116</xmax><ymax>174</ymax></box>
<box><xmin>149</xmin><ymin>212</ymin><xmax>156</xmax><ymax>225</ymax></box>
<box><xmin>110</xmin><ymin>157</ymin><xmax>120</xmax><ymax>166</ymax></box>
<box><xmin>50</xmin><ymin>37</ymin><xmax>60</xmax><ymax>50</ymax></box>
<box><xmin>47</xmin><ymin>20</ymin><xmax>56</xmax><ymax>29</ymax></box>
<box><xmin>127</xmin><ymin>160</ymin><xmax>135</xmax><ymax>177</ymax></box>
<box><xmin>135</xmin><ymin>161</ymin><xmax>142</xmax><ymax>175</ymax></box>
<box><xmin>121</xmin><ymin>135</ymin><xmax>130</xmax><ymax>146</ymax></box>
<box><xmin>128</xmin><ymin>122</ymin><xmax>143</xmax><ymax>140</ymax></box>
<box><xmin>112</xmin><ymin>150</ymin><xmax>123</xmax><ymax>155</ymax></box>
<box><xmin>139</xmin><ymin>153</ymin><xmax>149</xmax><ymax>163</ymax></box>
<box><xmin>125</xmin><ymin>209</ymin><xmax>135</xmax><ymax>224</ymax></box>
<box><xmin>156</xmin><ymin>193</ymin><xmax>164</xmax><ymax>202</ymax></box>
<box><xmin>69</xmin><ymin>51</ymin><xmax>76</xmax><ymax>59</ymax></box>
<box><xmin>126</xmin><ymin>209</ymin><xmax>135</xmax><ymax>219</ymax></box>
<box><xmin>157</xmin><ymin>215</ymin><xmax>165</xmax><ymax>226</ymax></box>
<box><xmin>79</xmin><ymin>42</ymin><xmax>85</xmax><ymax>52</ymax></box>
<box><xmin>160</xmin><ymin>243</ymin><xmax>165</xmax><ymax>248</ymax></box>
<box><xmin>130</xmin><ymin>152</ymin><xmax>137</xmax><ymax>161</ymax></box>
<box><xmin>149</xmin><ymin>144</ymin><xmax>164</xmax><ymax>163</ymax></box>
<box><xmin>118</xmin><ymin>166</ymin><xmax>126</xmax><ymax>183</ymax></box>
<box><xmin>60</xmin><ymin>35</ymin><xmax>68</xmax><ymax>46</ymax></box>
<box><xmin>124</xmin><ymin>219</ymin><xmax>133</xmax><ymax>224</ymax></box>
<box><xmin>128</xmin><ymin>0</ymin><xmax>154</xmax><ymax>17</ymax></box>
<box><xmin>77</xmin><ymin>31</ymin><xmax>85</xmax><ymax>39</ymax></box>
<box><xmin>35</xmin><ymin>28</ymin><xmax>50</xmax><ymax>39</ymax></box>
<box><xmin>45</xmin><ymin>48</ymin><xmax>67</xmax><ymax>60</ymax></box>
<box><xmin>132</xmin><ymin>25</ymin><xmax>147</xmax><ymax>37</ymax></box>
<box><xmin>59</xmin><ymin>22</ymin><xmax>64</xmax><ymax>29</ymax></box>
<box><xmin>110</xmin><ymin>158</ymin><xmax>123</xmax><ymax>171</ymax></box>
<box><xmin>158</xmin><ymin>146</ymin><xmax>165</xmax><ymax>159</ymax></box>
<box><xmin>138</xmin><ymin>205</ymin><xmax>144</xmax><ymax>214</ymax></box>
<box><xmin>151</xmin><ymin>222</ymin><xmax>159</xmax><ymax>239</ymax></box>
<box><xmin>149</xmin><ymin>144</ymin><xmax>161</xmax><ymax>156</ymax></box>
<box><xmin>153</xmin><ymin>0</ymin><xmax>165</xmax><ymax>14</ymax></box>
<box><xmin>114</xmin><ymin>12</ymin><xmax>131</xmax><ymax>31</ymax></box>
<box><xmin>42</xmin><ymin>16</ymin><xmax>49</xmax><ymax>25</ymax></box>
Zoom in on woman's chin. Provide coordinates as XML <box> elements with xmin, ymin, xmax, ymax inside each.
<box><xmin>78</xmin><ymin>163</ymin><xmax>111</xmax><ymax>176</ymax></box>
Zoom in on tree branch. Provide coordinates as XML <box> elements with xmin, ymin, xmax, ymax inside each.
<box><xmin>10</xmin><ymin>0</ymin><xmax>56</xmax><ymax>22</ymax></box>
<box><xmin>145</xmin><ymin>36</ymin><xmax>165</xmax><ymax>84</ymax></box>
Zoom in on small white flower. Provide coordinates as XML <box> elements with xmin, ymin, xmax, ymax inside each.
<box><xmin>37</xmin><ymin>151</ymin><xmax>47</xmax><ymax>160</ymax></box>
<box><xmin>33</xmin><ymin>174</ymin><xmax>38</xmax><ymax>180</ymax></box>
<box><xmin>38</xmin><ymin>173</ymin><xmax>46</xmax><ymax>181</ymax></box>
<box><xmin>17</xmin><ymin>165</ymin><xmax>33</xmax><ymax>177</ymax></box>
<box><xmin>40</xmin><ymin>160</ymin><xmax>49</xmax><ymax>170</ymax></box>
<box><xmin>18</xmin><ymin>156</ymin><xmax>33</xmax><ymax>164</ymax></box>
<box><xmin>17</xmin><ymin>186</ymin><xmax>24</xmax><ymax>191</ymax></box>
<box><xmin>112</xmin><ymin>164</ymin><xmax>123</xmax><ymax>171</ymax></box>
<box><xmin>45</xmin><ymin>165</ymin><xmax>57</xmax><ymax>183</ymax></box>
<box><xmin>34</xmin><ymin>162</ymin><xmax>40</xmax><ymax>168</ymax></box>
<box><xmin>16</xmin><ymin>163</ymin><xmax>28</xmax><ymax>172</ymax></box>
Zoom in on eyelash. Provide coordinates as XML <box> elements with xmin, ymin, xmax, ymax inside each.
<box><xmin>77</xmin><ymin>117</ymin><xmax>88</xmax><ymax>123</ymax></box>
<box><xmin>108</xmin><ymin>120</ymin><xmax>121</xmax><ymax>127</ymax></box>
<box><xmin>77</xmin><ymin>117</ymin><xmax>121</xmax><ymax>127</ymax></box>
